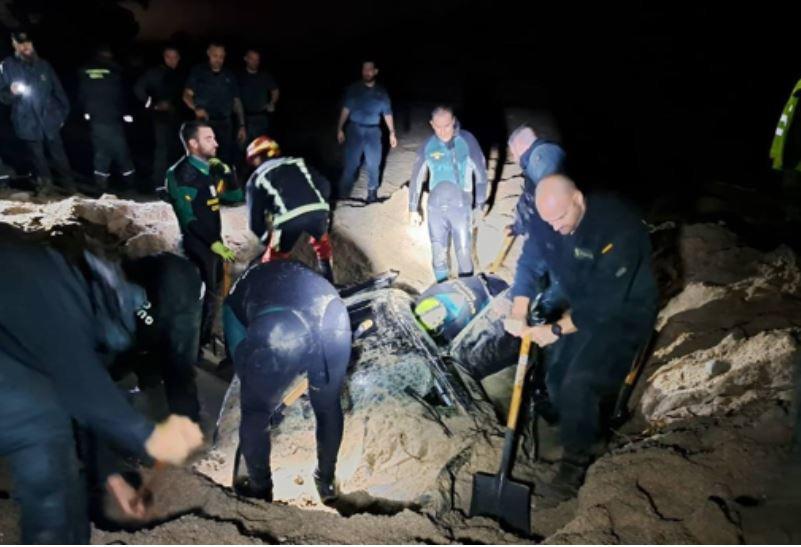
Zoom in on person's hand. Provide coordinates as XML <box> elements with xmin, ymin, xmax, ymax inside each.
<box><xmin>337</xmin><ymin>129</ymin><xmax>346</xmax><ymax>144</ymax></box>
<box><xmin>524</xmin><ymin>324</ymin><xmax>559</xmax><ymax>347</ymax></box>
<box><xmin>211</xmin><ymin>241</ymin><xmax>236</xmax><ymax>262</ymax></box>
<box><xmin>194</xmin><ymin>107</ymin><xmax>209</xmax><ymax>120</ymax></box>
<box><xmin>408</xmin><ymin>211</ymin><xmax>423</xmax><ymax>227</ymax></box>
<box><xmin>389</xmin><ymin>132</ymin><xmax>398</xmax><ymax>148</ymax></box>
<box><xmin>105</xmin><ymin>474</ymin><xmax>148</xmax><ymax>520</ymax></box>
<box><xmin>10</xmin><ymin>81</ymin><xmax>27</xmax><ymax>96</ymax></box>
<box><xmin>504</xmin><ymin>224</ymin><xmax>518</xmax><ymax>237</ymax></box>
<box><xmin>237</xmin><ymin>126</ymin><xmax>247</xmax><ymax>145</ymax></box>
<box><xmin>144</xmin><ymin>415</ymin><xmax>203</xmax><ymax>466</ymax></box>
<box><xmin>265</xmin><ymin>102</ymin><xmax>276</xmax><ymax>113</ymax></box>
<box><xmin>504</xmin><ymin>316</ymin><xmax>525</xmax><ymax>337</ymax></box>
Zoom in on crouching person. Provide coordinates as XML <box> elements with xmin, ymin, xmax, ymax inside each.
<box><xmin>223</xmin><ymin>260</ymin><xmax>351</xmax><ymax>503</ymax></box>
<box><xmin>0</xmin><ymin>242</ymin><xmax>202</xmax><ymax>544</ymax></box>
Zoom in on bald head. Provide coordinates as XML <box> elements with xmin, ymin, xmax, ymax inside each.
<box><xmin>535</xmin><ymin>174</ymin><xmax>585</xmax><ymax>235</ymax></box>
<box><xmin>508</xmin><ymin>125</ymin><xmax>537</xmax><ymax>163</ymax></box>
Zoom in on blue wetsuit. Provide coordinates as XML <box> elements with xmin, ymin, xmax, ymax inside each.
<box><xmin>223</xmin><ymin>261</ymin><xmax>351</xmax><ymax>492</ymax></box>
<box><xmin>409</xmin><ymin>127</ymin><xmax>488</xmax><ymax>281</ymax></box>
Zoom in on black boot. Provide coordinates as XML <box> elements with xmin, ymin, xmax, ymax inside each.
<box><xmin>233</xmin><ymin>476</ymin><xmax>273</xmax><ymax>503</ymax></box>
<box><xmin>313</xmin><ymin>468</ymin><xmax>338</xmax><ymax>503</ymax></box>
<box><xmin>366</xmin><ymin>188</ymin><xmax>378</xmax><ymax>204</ymax></box>
<box><xmin>539</xmin><ymin>452</ymin><xmax>590</xmax><ymax>503</ymax></box>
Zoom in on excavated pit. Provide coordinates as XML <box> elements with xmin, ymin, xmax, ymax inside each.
<box><xmin>2</xmin><ymin>109</ymin><xmax>801</xmax><ymax>543</ymax></box>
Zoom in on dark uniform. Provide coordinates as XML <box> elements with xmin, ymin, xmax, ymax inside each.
<box><xmin>115</xmin><ymin>253</ymin><xmax>204</xmax><ymax>421</ymax></box>
<box><xmin>512</xmin><ymin>193</ymin><xmax>657</xmax><ymax>458</ymax></box>
<box><xmin>0</xmin><ymin>243</ymin><xmax>154</xmax><ymax>544</ymax></box>
<box><xmin>0</xmin><ymin>51</ymin><xmax>72</xmax><ymax>187</ymax></box>
<box><xmin>185</xmin><ymin>64</ymin><xmax>241</xmax><ymax>165</ymax></box>
<box><xmin>166</xmin><ymin>155</ymin><xmax>243</xmax><ymax>345</ymax></box>
<box><xmin>510</xmin><ymin>139</ymin><xmax>566</xmax><ymax>236</ymax></box>
<box><xmin>223</xmin><ymin>261</ymin><xmax>351</xmax><ymax>499</ymax></box>
<box><xmin>78</xmin><ymin>57</ymin><xmax>136</xmax><ymax>189</ymax></box>
<box><xmin>338</xmin><ymin>81</ymin><xmax>392</xmax><ymax>198</ymax></box>
<box><xmin>246</xmin><ymin>156</ymin><xmax>333</xmax><ymax>280</ymax></box>
<box><xmin>134</xmin><ymin>62</ymin><xmax>185</xmax><ymax>187</ymax></box>
<box><xmin>239</xmin><ymin>69</ymin><xmax>278</xmax><ymax>144</ymax></box>
<box><xmin>409</xmin><ymin>127</ymin><xmax>488</xmax><ymax>282</ymax></box>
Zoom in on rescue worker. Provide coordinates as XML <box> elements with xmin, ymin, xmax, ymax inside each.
<box><xmin>114</xmin><ymin>252</ymin><xmax>204</xmax><ymax>422</ymax></box>
<box><xmin>0</xmin><ymin>241</ymin><xmax>203</xmax><ymax>544</ymax></box>
<box><xmin>504</xmin><ymin>174</ymin><xmax>657</xmax><ymax>501</ymax></box>
<box><xmin>245</xmin><ymin>135</ymin><xmax>334</xmax><ymax>282</ymax></box>
<box><xmin>505</xmin><ymin>125</ymin><xmax>567</xmax><ymax>236</ymax></box>
<box><xmin>134</xmin><ymin>45</ymin><xmax>185</xmax><ymax>189</ymax></box>
<box><xmin>415</xmin><ymin>273</ymin><xmax>508</xmax><ymax>344</ymax></box>
<box><xmin>78</xmin><ymin>45</ymin><xmax>136</xmax><ymax>191</ymax></box>
<box><xmin>239</xmin><ymin>48</ymin><xmax>279</xmax><ymax>146</ymax></box>
<box><xmin>165</xmin><ymin>121</ymin><xmax>244</xmax><ymax>347</ymax></box>
<box><xmin>0</xmin><ymin>30</ymin><xmax>73</xmax><ymax>192</ymax></box>
<box><xmin>408</xmin><ymin>106</ymin><xmax>488</xmax><ymax>282</ymax></box>
<box><xmin>223</xmin><ymin>260</ymin><xmax>351</xmax><ymax>503</ymax></box>
<box><xmin>183</xmin><ymin>42</ymin><xmax>246</xmax><ymax>166</ymax></box>
<box><xmin>336</xmin><ymin>59</ymin><xmax>397</xmax><ymax>202</ymax></box>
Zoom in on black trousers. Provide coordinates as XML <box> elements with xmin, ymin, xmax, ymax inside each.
<box><xmin>208</xmin><ymin>118</ymin><xmax>236</xmax><ymax>167</ymax></box>
<box><xmin>24</xmin><ymin>132</ymin><xmax>72</xmax><ymax>183</ymax></box>
<box><xmin>183</xmin><ymin>237</ymin><xmax>223</xmax><ymax>347</ymax></box>
<box><xmin>545</xmin><ymin>324</ymin><xmax>650</xmax><ymax>455</ymax></box>
<box><xmin>90</xmin><ymin>122</ymin><xmax>135</xmax><ymax>184</ymax></box>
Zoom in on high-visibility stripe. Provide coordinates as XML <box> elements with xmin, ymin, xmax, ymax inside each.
<box><xmin>274</xmin><ymin>202</ymin><xmax>330</xmax><ymax>226</ymax></box>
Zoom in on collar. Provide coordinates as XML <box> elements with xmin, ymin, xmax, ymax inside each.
<box><xmin>519</xmin><ymin>138</ymin><xmax>552</xmax><ymax>170</ymax></box>
<box><xmin>188</xmin><ymin>155</ymin><xmax>210</xmax><ymax>175</ymax></box>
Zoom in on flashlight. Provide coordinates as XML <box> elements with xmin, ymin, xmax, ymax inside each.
<box><xmin>123</xmin><ymin>115</ymin><xmax>134</xmax><ymax>124</ymax></box>
<box><xmin>12</xmin><ymin>81</ymin><xmax>30</xmax><ymax>97</ymax></box>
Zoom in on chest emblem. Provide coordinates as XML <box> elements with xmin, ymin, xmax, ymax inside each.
<box><xmin>430</xmin><ymin>151</ymin><xmax>444</xmax><ymax>160</ymax></box>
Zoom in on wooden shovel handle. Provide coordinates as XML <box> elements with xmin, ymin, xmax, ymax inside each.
<box><xmin>506</xmin><ymin>335</ymin><xmax>532</xmax><ymax>431</ymax></box>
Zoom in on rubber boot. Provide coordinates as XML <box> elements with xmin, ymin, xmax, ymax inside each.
<box><xmin>234</xmin><ymin>476</ymin><xmax>273</xmax><ymax>503</ymax></box>
<box><xmin>313</xmin><ymin>468</ymin><xmax>338</xmax><ymax>503</ymax></box>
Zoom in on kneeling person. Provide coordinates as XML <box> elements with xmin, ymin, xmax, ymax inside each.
<box><xmin>223</xmin><ymin>260</ymin><xmax>351</xmax><ymax>502</ymax></box>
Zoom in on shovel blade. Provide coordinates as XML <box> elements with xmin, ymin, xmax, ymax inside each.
<box><xmin>470</xmin><ymin>471</ymin><xmax>531</xmax><ymax>535</ymax></box>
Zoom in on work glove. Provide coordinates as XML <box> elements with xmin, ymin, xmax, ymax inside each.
<box><xmin>211</xmin><ymin>241</ymin><xmax>236</xmax><ymax>262</ymax></box>
<box><xmin>144</xmin><ymin>414</ymin><xmax>203</xmax><ymax>466</ymax></box>
<box><xmin>409</xmin><ymin>211</ymin><xmax>423</xmax><ymax>227</ymax></box>
<box><xmin>208</xmin><ymin>157</ymin><xmax>231</xmax><ymax>175</ymax></box>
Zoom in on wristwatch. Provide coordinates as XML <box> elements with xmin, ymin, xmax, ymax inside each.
<box><xmin>550</xmin><ymin>322</ymin><xmax>563</xmax><ymax>338</ymax></box>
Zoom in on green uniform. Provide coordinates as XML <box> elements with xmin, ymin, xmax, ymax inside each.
<box><xmin>770</xmin><ymin>77</ymin><xmax>801</xmax><ymax>172</ymax></box>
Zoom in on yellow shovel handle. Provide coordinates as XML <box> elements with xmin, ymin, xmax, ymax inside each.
<box><xmin>506</xmin><ymin>335</ymin><xmax>531</xmax><ymax>430</ymax></box>
<box><xmin>283</xmin><ymin>377</ymin><xmax>309</xmax><ymax>407</ymax></box>
<box><xmin>488</xmin><ymin>234</ymin><xmax>516</xmax><ymax>273</ymax></box>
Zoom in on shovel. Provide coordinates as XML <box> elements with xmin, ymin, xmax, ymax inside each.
<box><xmin>487</xmin><ymin>234</ymin><xmax>516</xmax><ymax>273</ymax></box>
<box><xmin>470</xmin><ymin>334</ymin><xmax>532</xmax><ymax>535</ymax></box>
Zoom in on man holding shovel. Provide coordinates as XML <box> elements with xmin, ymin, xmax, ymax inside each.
<box><xmin>504</xmin><ymin>175</ymin><xmax>657</xmax><ymax>501</ymax></box>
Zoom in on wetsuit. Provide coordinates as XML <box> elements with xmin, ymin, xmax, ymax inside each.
<box><xmin>223</xmin><ymin>261</ymin><xmax>351</xmax><ymax>495</ymax></box>
<box><xmin>0</xmin><ymin>243</ymin><xmax>153</xmax><ymax>544</ymax></box>
<box><xmin>512</xmin><ymin>193</ymin><xmax>657</xmax><ymax>457</ymax></box>
<box><xmin>246</xmin><ymin>156</ymin><xmax>333</xmax><ymax>280</ymax></box>
<box><xmin>166</xmin><ymin>154</ymin><xmax>243</xmax><ymax>345</ymax></box>
<box><xmin>414</xmin><ymin>274</ymin><xmax>508</xmax><ymax>343</ymax></box>
<box><xmin>409</xmin><ymin>127</ymin><xmax>488</xmax><ymax>281</ymax></box>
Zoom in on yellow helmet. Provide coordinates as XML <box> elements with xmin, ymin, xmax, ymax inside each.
<box><xmin>246</xmin><ymin>135</ymin><xmax>281</xmax><ymax>166</ymax></box>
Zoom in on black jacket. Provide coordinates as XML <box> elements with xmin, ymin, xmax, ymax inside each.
<box><xmin>78</xmin><ymin>59</ymin><xmax>129</xmax><ymax>124</ymax></box>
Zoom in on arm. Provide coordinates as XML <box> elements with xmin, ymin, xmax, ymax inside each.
<box><xmin>510</xmin><ymin>233</ymin><xmax>548</xmax><ymax>300</ymax></box>
<box><xmin>49</xmin><ymin>63</ymin><xmax>70</xmax><ymax>120</ymax></box>
<box><xmin>247</xmin><ymin>179</ymin><xmax>270</xmax><ymax>242</ymax></box>
<box><xmin>270</xmin><ymin>87</ymin><xmax>279</xmax><ymax>108</ymax></box>
<box><xmin>133</xmin><ymin>69</ymin><xmax>151</xmax><ymax>105</ymax></box>
<box><xmin>337</xmin><ymin>106</ymin><xmax>350</xmax><ymax>143</ymax></box>
<box><xmin>464</xmin><ymin>131</ymin><xmax>488</xmax><ymax>206</ymax></box>
<box><xmin>382</xmin><ymin>92</ymin><xmax>397</xmax><ymax>147</ymax></box>
<box><xmin>165</xmin><ymin>168</ymin><xmax>216</xmax><ymax>247</ymax></box>
<box><xmin>408</xmin><ymin>142</ymin><xmax>429</xmax><ymax>212</ymax></box>
<box><xmin>233</xmin><ymin>97</ymin><xmax>246</xmax><ymax>144</ymax></box>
